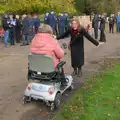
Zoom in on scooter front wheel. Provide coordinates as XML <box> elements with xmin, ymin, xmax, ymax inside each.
<box><xmin>68</xmin><ymin>83</ymin><xmax>74</xmax><ymax>91</ymax></box>
<box><xmin>50</xmin><ymin>93</ymin><xmax>61</xmax><ymax>111</ymax></box>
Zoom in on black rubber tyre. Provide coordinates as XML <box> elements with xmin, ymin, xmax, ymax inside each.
<box><xmin>54</xmin><ymin>93</ymin><xmax>61</xmax><ymax>109</ymax></box>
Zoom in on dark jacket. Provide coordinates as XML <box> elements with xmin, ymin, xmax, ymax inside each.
<box><xmin>22</xmin><ymin>17</ymin><xmax>30</xmax><ymax>35</ymax></box>
<box><xmin>92</xmin><ymin>14</ymin><xmax>99</xmax><ymax>29</ymax></box>
<box><xmin>58</xmin><ymin>16</ymin><xmax>66</xmax><ymax>27</ymax></box>
<box><xmin>57</xmin><ymin>27</ymin><xmax>99</xmax><ymax>68</ymax></box>
<box><xmin>16</xmin><ymin>19</ymin><xmax>22</xmax><ymax>29</ymax></box>
<box><xmin>47</xmin><ymin>14</ymin><xmax>57</xmax><ymax>28</ymax></box>
<box><xmin>2</xmin><ymin>17</ymin><xmax>9</xmax><ymax>31</ymax></box>
<box><xmin>100</xmin><ymin>17</ymin><xmax>106</xmax><ymax>31</ymax></box>
<box><xmin>108</xmin><ymin>17</ymin><xmax>115</xmax><ymax>24</ymax></box>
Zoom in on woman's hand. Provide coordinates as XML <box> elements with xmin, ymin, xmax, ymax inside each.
<box><xmin>53</xmin><ymin>35</ymin><xmax>56</xmax><ymax>39</ymax></box>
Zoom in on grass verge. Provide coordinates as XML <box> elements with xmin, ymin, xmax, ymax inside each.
<box><xmin>56</xmin><ymin>59</ymin><xmax>120</xmax><ymax>120</ymax></box>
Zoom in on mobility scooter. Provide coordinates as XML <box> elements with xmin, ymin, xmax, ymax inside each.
<box><xmin>23</xmin><ymin>44</ymin><xmax>74</xmax><ymax>111</ymax></box>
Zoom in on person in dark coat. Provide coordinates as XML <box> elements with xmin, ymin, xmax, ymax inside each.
<box><xmin>28</xmin><ymin>14</ymin><xmax>35</xmax><ymax>42</ymax></box>
<box><xmin>20</xmin><ymin>14</ymin><xmax>30</xmax><ymax>46</ymax></box>
<box><xmin>2</xmin><ymin>14</ymin><xmax>10</xmax><ymax>47</ymax></box>
<box><xmin>8</xmin><ymin>14</ymin><xmax>16</xmax><ymax>46</ymax></box>
<box><xmin>92</xmin><ymin>12</ymin><xmax>99</xmax><ymax>40</ymax></box>
<box><xmin>99</xmin><ymin>14</ymin><xmax>106</xmax><ymax>43</ymax></box>
<box><xmin>15</xmin><ymin>15</ymin><xmax>22</xmax><ymax>43</ymax></box>
<box><xmin>44</xmin><ymin>12</ymin><xmax>49</xmax><ymax>24</ymax></box>
<box><xmin>58</xmin><ymin>13</ymin><xmax>66</xmax><ymax>36</ymax></box>
<box><xmin>47</xmin><ymin>10</ymin><xmax>57</xmax><ymax>34</ymax></box>
<box><xmin>108</xmin><ymin>14</ymin><xmax>115</xmax><ymax>33</ymax></box>
<box><xmin>33</xmin><ymin>13</ymin><xmax>40</xmax><ymax>34</ymax></box>
<box><xmin>57</xmin><ymin>18</ymin><xmax>99</xmax><ymax>77</ymax></box>
<box><xmin>64</xmin><ymin>12</ymin><xmax>70</xmax><ymax>32</ymax></box>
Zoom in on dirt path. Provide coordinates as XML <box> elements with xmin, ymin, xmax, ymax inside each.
<box><xmin>0</xmin><ymin>33</ymin><xmax>120</xmax><ymax>120</ymax></box>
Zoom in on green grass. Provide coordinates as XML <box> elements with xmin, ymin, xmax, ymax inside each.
<box><xmin>56</xmin><ymin>59</ymin><xmax>120</xmax><ymax>120</ymax></box>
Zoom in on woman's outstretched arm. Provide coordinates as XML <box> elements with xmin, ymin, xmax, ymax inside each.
<box><xmin>57</xmin><ymin>29</ymin><xmax>70</xmax><ymax>40</ymax></box>
<box><xmin>82</xmin><ymin>28</ymin><xmax>99</xmax><ymax>46</ymax></box>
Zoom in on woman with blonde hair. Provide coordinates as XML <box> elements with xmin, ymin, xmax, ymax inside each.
<box><xmin>57</xmin><ymin>18</ymin><xmax>99</xmax><ymax>77</ymax></box>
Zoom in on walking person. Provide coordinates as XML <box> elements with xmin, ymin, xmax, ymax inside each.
<box><xmin>108</xmin><ymin>14</ymin><xmax>115</xmax><ymax>33</ymax></box>
<box><xmin>57</xmin><ymin>18</ymin><xmax>99</xmax><ymax>77</ymax></box>
<box><xmin>92</xmin><ymin>12</ymin><xmax>99</xmax><ymax>40</ymax></box>
<box><xmin>20</xmin><ymin>14</ymin><xmax>30</xmax><ymax>46</ymax></box>
<box><xmin>15</xmin><ymin>15</ymin><xmax>22</xmax><ymax>43</ymax></box>
<box><xmin>99</xmin><ymin>14</ymin><xmax>106</xmax><ymax>43</ymax></box>
<box><xmin>2</xmin><ymin>14</ymin><xmax>9</xmax><ymax>47</ymax></box>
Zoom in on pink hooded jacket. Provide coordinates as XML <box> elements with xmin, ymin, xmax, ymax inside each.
<box><xmin>30</xmin><ymin>33</ymin><xmax>64</xmax><ymax>67</ymax></box>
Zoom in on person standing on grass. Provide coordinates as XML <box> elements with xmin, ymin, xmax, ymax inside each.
<box><xmin>57</xmin><ymin>18</ymin><xmax>99</xmax><ymax>77</ymax></box>
<box><xmin>2</xmin><ymin>14</ymin><xmax>9</xmax><ymax>47</ymax></box>
<box><xmin>99</xmin><ymin>13</ymin><xmax>106</xmax><ymax>43</ymax></box>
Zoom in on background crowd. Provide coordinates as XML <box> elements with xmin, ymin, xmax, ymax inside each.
<box><xmin>1</xmin><ymin>10</ymin><xmax>120</xmax><ymax>48</ymax></box>
<box><xmin>1</xmin><ymin>10</ymin><xmax>70</xmax><ymax>47</ymax></box>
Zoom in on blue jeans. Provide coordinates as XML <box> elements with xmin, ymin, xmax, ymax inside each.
<box><xmin>4</xmin><ymin>30</ymin><xmax>9</xmax><ymax>46</ymax></box>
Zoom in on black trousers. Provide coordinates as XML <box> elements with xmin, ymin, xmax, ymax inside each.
<box><xmin>100</xmin><ymin>30</ymin><xmax>106</xmax><ymax>42</ymax></box>
<box><xmin>109</xmin><ymin>24</ymin><xmax>114</xmax><ymax>33</ymax></box>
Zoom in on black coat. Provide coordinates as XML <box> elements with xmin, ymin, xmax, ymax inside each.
<box><xmin>22</xmin><ymin>17</ymin><xmax>30</xmax><ymax>35</ymax></box>
<box><xmin>57</xmin><ymin>28</ymin><xmax>99</xmax><ymax>68</ymax></box>
<box><xmin>92</xmin><ymin>14</ymin><xmax>99</xmax><ymax>29</ymax></box>
<box><xmin>100</xmin><ymin>17</ymin><xmax>106</xmax><ymax>31</ymax></box>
